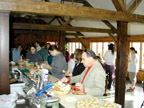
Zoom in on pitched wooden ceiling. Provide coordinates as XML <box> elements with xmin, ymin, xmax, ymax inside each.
<box><xmin>0</xmin><ymin>0</ymin><xmax>144</xmax><ymax>38</ymax></box>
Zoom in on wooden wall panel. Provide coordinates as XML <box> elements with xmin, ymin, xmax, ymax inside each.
<box><xmin>11</xmin><ymin>34</ymin><xmax>60</xmax><ymax>47</ymax></box>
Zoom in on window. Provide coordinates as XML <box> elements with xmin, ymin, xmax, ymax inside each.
<box><xmin>142</xmin><ymin>43</ymin><xmax>144</xmax><ymax>69</ymax></box>
<box><xmin>69</xmin><ymin>41</ymin><xmax>143</xmax><ymax>70</ymax></box>
<box><xmin>98</xmin><ymin>42</ymin><xmax>102</xmax><ymax>56</ymax></box>
<box><xmin>131</xmin><ymin>42</ymin><xmax>140</xmax><ymax>56</ymax></box>
<box><xmin>91</xmin><ymin>42</ymin><xmax>97</xmax><ymax>54</ymax></box>
<box><xmin>91</xmin><ymin>42</ymin><xmax>103</xmax><ymax>55</ymax></box>
<box><xmin>103</xmin><ymin>42</ymin><xmax>109</xmax><ymax>57</ymax></box>
<box><xmin>67</xmin><ymin>42</ymin><xmax>82</xmax><ymax>55</ymax></box>
<box><xmin>91</xmin><ymin>42</ymin><xmax>112</xmax><ymax>58</ymax></box>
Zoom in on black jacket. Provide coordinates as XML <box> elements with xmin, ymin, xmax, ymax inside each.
<box><xmin>72</xmin><ymin>62</ymin><xmax>85</xmax><ymax>76</ymax></box>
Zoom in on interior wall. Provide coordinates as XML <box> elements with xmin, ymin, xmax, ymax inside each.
<box><xmin>11</xmin><ymin>34</ymin><xmax>60</xmax><ymax>48</ymax></box>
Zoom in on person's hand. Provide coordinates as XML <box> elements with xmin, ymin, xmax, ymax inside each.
<box><xmin>35</xmin><ymin>62</ymin><xmax>38</xmax><ymax>66</ymax></box>
<box><xmin>75</xmin><ymin>83</ymin><xmax>85</xmax><ymax>91</ymax></box>
<box><xmin>44</xmin><ymin>63</ymin><xmax>52</xmax><ymax>70</ymax></box>
<box><xmin>61</xmin><ymin>77</ymin><xmax>69</xmax><ymax>83</ymax></box>
<box><xmin>66</xmin><ymin>72</ymin><xmax>72</xmax><ymax>77</ymax></box>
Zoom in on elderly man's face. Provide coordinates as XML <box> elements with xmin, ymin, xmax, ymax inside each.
<box><xmin>81</xmin><ymin>52</ymin><xmax>92</xmax><ymax>67</ymax></box>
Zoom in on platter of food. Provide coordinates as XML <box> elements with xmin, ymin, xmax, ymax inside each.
<box><xmin>53</xmin><ymin>81</ymin><xmax>71</xmax><ymax>95</ymax></box>
<box><xmin>75</xmin><ymin>98</ymin><xmax>118</xmax><ymax>108</ymax></box>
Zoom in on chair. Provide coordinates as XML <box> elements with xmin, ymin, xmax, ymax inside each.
<box><xmin>140</xmin><ymin>81</ymin><xmax>144</xmax><ymax>108</ymax></box>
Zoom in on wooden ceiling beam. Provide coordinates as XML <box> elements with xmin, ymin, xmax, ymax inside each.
<box><xmin>56</xmin><ymin>17</ymin><xmax>64</xmax><ymax>25</ymax></box>
<box><xmin>13</xmin><ymin>30</ymin><xmax>84</xmax><ymax>36</ymax></box>
<box><xmin>117</xmin><ymin>0</ymin><xmax>127</xmax><ymax>12</ymax></box>
<box><xmin>75</xmin><ymin>35</ymin><xmax>87</xmax><ymax>48</ymax></box>
<box><xmin>108</xmin><ymin>33</ymin><xmax>117</xmax><ymax>43</ymax></box>
<box><xmin>127</xmin><ymin>0</ymin><xmax>142</xmax><ymax>13</ymax></box>
<box><xmin>63</xmin><ymin>17</ymin><xmax>74</xmax><ymax>26</ymax></box>
<box><xmin>58</xmin><ymin>16</ymin><xmax>84</xmax><ymax>36</ymax></box>
<box><xmin>13</xmin><ymin>30</ymin><xmax>59</xmax><ymax>35</ymax></box>
<box><xmin>13</xmin><ymin>23</ymin><xmax>116</xmax><ymax>33</ymax></box>
<box><xmin>1</xmin><ymin>0</ymin><xmax>144</xmax><ymax>23</ymax></box>
<box><xmin>57</xmin><ymin>16</ymin><xmax>74</xmax><ymax>26</ymax></box>
<box><xmin>102</xmin><ymin>20</ymin><xmax>117</xmax><ymax>31</ymax></box>
<box><xmin>83</xmin><ymin>1</ymin><xmax>117</xmax><ymax>33</ymax></box>
<box><xmin>62</xmin><ymin>0</ymin><xmax>85</xmax><ymax>3</ymax></box>
<box><xmin>47</xmin><ymin>16</ymin><xmax>56</xmax><ymax>25</ymax></box>
<box><xmin>112</xmin><ymin>0</ymin><xmax>127</xmax><ymax>12</ymax></box>
<box><xmin>112</xmin><ymin>0</ymin><xmax>123</xmax><ymax>11</ymax></box>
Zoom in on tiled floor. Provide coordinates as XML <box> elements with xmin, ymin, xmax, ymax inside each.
<box><xmin>102</xmin><ymin>81</ymin><xmax>144</xmax><ymax>108</ymax></box>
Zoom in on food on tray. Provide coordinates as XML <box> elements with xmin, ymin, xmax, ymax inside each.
<box><xmin>71</xmin><ymin>85</ymin><xmax>80</xmax><ymax>91</ymax></box>
<box><xmin>76</xmin><ymin>98</ymin><xmax>99</xmax><ymax>108</ymax></box>
<box><xmin>53</xmin><ymin>81</ymin><xmax>70</xmax><ymax>91</ymax></box>
<box><xmin>76</xmin><ymin>98</ymin><xmax>118</xmax><ymax>108</ymax></box>
<box><xmin>72</xmin><ymin>91</ymin><xmax>86</xmax><ymax>95</ymax></box>
<box><xmin>18</xmin><ymin>60</ymin><xmax>25</xmax><ymax>65</ymax></box>
<box><xmin>104</xmin><ymin>102</ymin><xmax>117</xmax><ymax>108</ymax></box>
<box><xmin>53</xmin><ymin>81</ymin><xmax>70</xmax><ymax>95</ymax></box>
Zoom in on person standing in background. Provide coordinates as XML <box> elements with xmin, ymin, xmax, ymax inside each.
<box><xmin>65</xmin><ymin>50</ymin><xmax>71</xmax><ymax>62</ymax></box>
<box><xmin>127</xmin><ymin>47</ymin><xmax>139</xmax><ymax>91</ymax></box>
<box><xmin>35</xmin><ymin>41</ymin><xmax>41</xmax><ymax>52</ymax></box>
<box><xmin>72</xmin><ymin>49</ymin><xmax>85</xmax><ymax>76</ymax></box>
<box><xmin>11</xmin><ymin>44</ymin><xmax>23</xmax><ymax>63</ymax></box>
<box><xmin>104</xmin><ymin>43</ymin><xmax>116</xmax><ymax>90</ymax></box>
<box><xmin>67</xmin><ymin>53</ymin><xmax>76</xmax><ymax>74</ymax></box>
<box><xmin>38</xmin><ymin>42</ymin><xmax>48</xmax><ymax>63</ymax></box>
<box><xmin>46</xmin><ymin>43</ymin><xmax>53</xmax><ymax>65</ymax></box>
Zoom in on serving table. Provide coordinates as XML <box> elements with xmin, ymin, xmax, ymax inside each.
<box><xmin>23</xmin><ymin>72</ymin><xmax>121</xmax><ymax>108</ymax></box>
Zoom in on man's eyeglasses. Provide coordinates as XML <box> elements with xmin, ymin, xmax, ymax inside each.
<box><xmin>84</xmin><ymin>49</ymin><xmax>91</xmax><ymax>55</ymax></box>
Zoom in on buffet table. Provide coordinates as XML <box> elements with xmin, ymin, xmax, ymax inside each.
<box><xmin>24</xmin><ymin>72</ymin><xmax>121</xmax><ymax>108</ymax></box>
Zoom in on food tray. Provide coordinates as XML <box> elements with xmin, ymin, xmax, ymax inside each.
<box><xmin>75</xmin><ymin>98</ymin><xmax>118</xmax><ymax>108</ymax></box>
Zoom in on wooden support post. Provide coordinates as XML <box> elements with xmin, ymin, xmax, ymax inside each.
<box><xmin>115</xmin><ymin>21</ymin><xmax>128</xmax><ymax>108</ymax></box>
<box><xmin>0</xmin><ymin>11</ymin><xmax>10</xmax><ymax>94</ymax></box>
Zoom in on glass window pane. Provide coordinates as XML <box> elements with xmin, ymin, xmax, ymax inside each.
<box><xmin>68</xmin><ymin>43</ymin><xmax>71</xmax><ymax>55</ymax></box>
<box><xmin>103</xmin><ymin>42</ymin><xmax>109</xmax><ymax>55</ymax></box>
<box><xmin>142</xmin><ymin>43</ymin><xmax>144</xmax><ymax>69</ymax></box>
<box><xmin>80</xmin><ymin>43</ymin><xmax>82</xmax><ymax>49</ymax></box>
<box><xmin>98</xmin><ymin>42</ymin><xmax>102</xmax><ymax>56</ymax></box>
<box><xmin>91</xmin><ymin>42</ymin><xmax>97</xmax><ymax>54</ymax></box>
<box><xmin>68</xmin><ymin>42</ymin><xmax>82</xmax><ymax>55</ymax></box>
<box><xmin>75</xmin><ymin>42</ymin><xmax>79</xmax><ymax>48</ymax></box>
<box><xmin>132</xmin><ymin>42</ymin><xmax>140</xmax><ymax>56</ymax></box>
<box><xmin>104</xmin><ymin>42</ymin><xmax>109</xmax><ymax>57</ymax></box>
